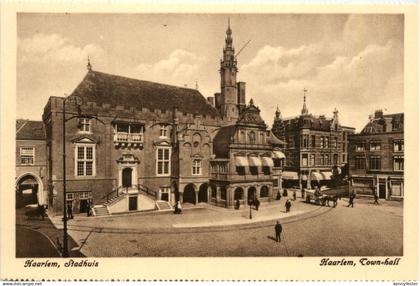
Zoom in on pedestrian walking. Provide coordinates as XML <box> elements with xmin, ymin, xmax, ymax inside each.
<box><xmin>285</xmin><ymin>199</ymin><xmax>292</xmax><ymax>212</ymax></box>
<box><xmin>347</xmin><ymin>193</ymin><xmax>354</xmax><ymax>208</ymax></box>
<box><xmin>301</xmin><ymin>188</ymin><xmax>305</xmax><ymax>199</ymax></box>
<box><xmin>174</xmin><ymin>201</ymin><xmax>182</xmax><ymax>214</ymax></box>
<box><xmin>67</xmin><ymin>203</ymin><xmax>73</xmax><ymax>219</ymax></box>
<box><xmin>255</xmin><ymin>198</ymin><xmax>260</xmax><ymax>211</ymax></box>
<box><xmin>86</xmin><ymin>200</ymin><xmax>90</xmax><ymax>217</ymax></box>
<box><xmin>373</xmin><ymin>192</ymin><xmax>380</xmax><ymax>205</ymax></box>
<box><xmin>235</xmin><ymin>199</ymin><xmax>240</xmax><ymax>210</ymax></box>
<box><xmin>276</xmin><ymin>190</ymin><xmax>281</xmax><ymax>200</ymax></box>
<box><xmin>274</xmin><ymin>221</ymin><xmax>283</xmax><ymax>242</ymax></box>
<box><xmin>293</xmin><ymin>190</ymin><xmax>296</xmax><ymax>201</ymax></box>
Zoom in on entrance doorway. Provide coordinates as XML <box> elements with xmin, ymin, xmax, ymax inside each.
<box><xmin>198</xmin><ymin>183</ymin><xmax>208</xmax><ymax>203</ymax></box>
<box><xmin>248</xmin><ymin>187</ymin><xmax>256</xmax><ymax>205</ymax></box>
<box><xmin>122</xmin><ymin>168</ymin><xmax>132</xmax><ymax>188</ymax></box>
<box><xmin>379</xmin><ymin>183</ymin><xmax>386</xmax><ymax>199</ymax></box>
<box><xmin>183</xmin><ymin>184</ymin><xmax>196</xmax><ymax>204</ymax></box>
<box><xmin>16</xmin><ymin>174</ymin><xmax>39</xmax><ymax>208</ymax></box>
<box><xmin>129</xmin><ymin>196</ymin><xmax>138</xmax><ymax>211</ymax></box>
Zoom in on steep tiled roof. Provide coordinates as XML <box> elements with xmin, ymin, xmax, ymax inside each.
<box><xmin>213</xmin><ymin>125</ymin><xmax>236</xmax><ymax>158</ymax></box>
<box><xmin>16</xmin><ymin>120</ymin><xmax>45</xmax><ymax>140</ymax></box>
<box><xmin>71</xmin><ymin>70</ymin><xmax>220</xmax><ymax>117</ymax></box>
<box><xmin>283</xmin><ymin>114</ymin><xmax>333</xmax><ymax>132</ymax></box>
<box><xmin>360</xmin><ymin>112</ymin><xmax>404</xmax><ymax>134</ymax></box>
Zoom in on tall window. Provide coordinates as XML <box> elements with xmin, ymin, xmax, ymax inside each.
<box><xmin>325</xmin><ymin>137</ymin><xmax>329</xmax><ymax>148</ymax></box>
<box><xmin>369</xmin><ymin>156</ymin><xmax>381</xmax><ymax>170</ymax></box>
<box><xmin>355</xmin><ymin>156</ymin><xmax>365</xmax><ymax>169</ymax></box>
<box><xmin>311</xmin><ymin>135</ymin><xmax>316</xmax><ymax>148</ymax></box>
<box><xmin>333</xmin><ymin>154</ymin><xmax>338</xmax><ymax>165</ymax></box>
<box><xmin>302</xmin><ymin>154</ymin><xmax>308</xmax><ymax>166</ymax></box>
<box><xmin>192</xmin><ymin>159</ymin><xmax>202</xmax><ymax>175</ymax></box>
<box><xmin>320</xmin><ymin>155</ymin><xmax>325</xmax><ymax>166</ymax></box>
<box><xmin>248</xmin><ymin>131</ymin><xmax>256</xmax><ymax>144</ymax></box>
<box><xmin>325</xmin><ymin>154</ymin><xmax>330</xmax><ymax>165</ymax></box>
<box><xmin>160</xmin><ymin>125</ymin><xmax>168</xmax><ymax>137</ymax></box>
<box><xmin>20</xmin><ymin>147</ymin><xmax>35</xmax><ymax>165</ymax></box>
<box><xmin>332</xmin><ymin>137</ymin><xmax>337</xmax><ymax>148</ymax></box>
<box><xmin>393</xmin><ymin>156</ymin><xmax>404</xmax><ymax>171</ymax></box>
<box><xmin>310</xmin><ymin>154</ymin><xmax>315</xmax><ymax>166</ymax></box>
<box><xmin>394</xmin><ymin>140</ymin><xmax>404</xmax><ymax>152</ymax></box>
<box><xmin>157</xmin><ymin>147</ymin><xmax>171</xmax><ymax>176</ymax></box>
<box><xmin>370</xmin><ymin>141</ymin><xmax>381</xmax><ymax>151</ymax></box>
<box><xmin>75</xmin><ymin>144</ymin><xmax>95</xmax><ymax>176</ymax></box>
<box><xmin>320</xmin><ymin>136</ymin><xmax>324</xmax><ymax>148</ymax></box>
<box><xmin>79</xmin><ymin>118</ymin><xmax>91</xmax><ymax>132</ymax></box>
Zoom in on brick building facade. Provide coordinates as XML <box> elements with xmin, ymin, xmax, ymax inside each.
<box><xmin>272</xmin><ymin>96</ymin><xmax>355</xmax><ymax>189</ymax></box>
<box><xmin>36</xmin><ymin>22</ymin><xmax>285</xmax><ymax>216</ymax></box>
<box><xmin>15</xmin><ymin>120</ymin><xmax>47</xmax><ymax>207</ymax></box>
<box><xmin>348</xmin><ymin>110</ymin><xmax>404</xmax><ymax>200</ymax></box>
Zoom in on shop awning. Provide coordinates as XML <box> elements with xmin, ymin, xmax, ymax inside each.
<box><xmin>235</xmin><ymin>156</ymin><xmax>248</xmax><ymax>167</ymax></box>
<box><xmin>282</xmin><ymin>171</ymin><xmax>299</xmax><ymax>180</ymax></box>
<box><xmin>321</xmin><ymin>171</ymin><xmax>333</xmax><ymax>180</ymax></box>
<box><xmin>301</xmin><ymin>175</ymin><xmax>308</xmax><ymax>181</ymax></box>
<box><xmin>311</xmin><ymin>172</ymin><xmax>323</xmax><ymax>181</ymax></box>
<box><xmin>261</xmin><ymin>157</ymin><xmax>274</xmax><ymax>167</ymax></box>
<box><xmin>249</xmin><ymin>156</ymin><xmax>262</xmax><ymax>167</ymax></box>
<box><xmin>273</xmin><ymin>151</ymin><xmax>286</xmax><ymax>159</ymax></box>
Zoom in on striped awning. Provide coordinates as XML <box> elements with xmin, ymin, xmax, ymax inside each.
<box><xmin>273</xmin><ymin>151</ymin><xmax>285</xmax><ymax>159</ymax></box>
<box><xmin>261</xmin><ymin>157</ymin><xmax>274</xmax><ymax>167</ymax></box>
<box><xmin>282</xmin><ymin>171</ymin><xmax>299</xmax><ymax>180</ymax></box>
<box><xmin>322</xmin><ymin>171</ymin><xmax>333</xmax><ymax>180</ymax></box>
<box><xmin>311</xmin><ymin>172</ymin><xmax>323</xmax><ymax>181</ymax></box>
<box><xmin>249</xmin><ymin>156</ymin><xmax>262</xmax><ymax>167</ymax></box>
<box><xmin>235</xmin><ymin>156</ymin><xmax>248</xmax><ymax>167</ymax></box>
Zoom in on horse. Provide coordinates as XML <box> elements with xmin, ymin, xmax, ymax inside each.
<box><xmin>320</xmin><ymin>195</ymin><xmax>339</xmax><ymax>208</ymax></box>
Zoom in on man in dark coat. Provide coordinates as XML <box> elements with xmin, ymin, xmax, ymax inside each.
<box><xmin>293</xmin><ymin>190</ymin><xmax>296</xmax><ymax>201</ymax></box>
<box><xmin>301</xmin><ymin>188</ymin><xmax>305</xmax><ymax>199</ymax></box>
<box><xmin>275</xmin><ymin>221</ymin><xmax>283</xmax><ymax>242</ymax></box>
<box><xmin>255</xmin><ymin>198</ymin><xmax>260</xmax><ymax>211</ymax></box>
<box><xmin>347</xmin><ymin>193</ymin><xmax>355</xmax><ymax>208</ymax></box>
<box><xmin>373</xmin><ymin>192</ymin><xmax>380</xmax><ymax>205</ymax></box>
<box><xmin>285</xmin><ymin>199</ymin><xmax>292</xmax><ymax>212</ymax></box>
<box><xmin>235</xmin><ymin>199</ymin><xmax>240</xmax><ymax>210</ymax></box>
<box><xmin>276</xmin><ymin>191</ymin><xmax>281</xmax><ymax>200</ymax></box>
<box><xmin>67</xmin><ymin>203</ymin><xmax>73</xmax><ymax>219</ymax></box>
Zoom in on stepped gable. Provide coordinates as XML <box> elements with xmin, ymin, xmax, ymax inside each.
<box><xmin>16</xmin><ymin>120</ymin><xmax>45</xmax><ymax>140</ymax></box>
<box><xmin>71</xmin><ymin>70</ymin><xmax>221</xmax><ymax>118</ymax></box>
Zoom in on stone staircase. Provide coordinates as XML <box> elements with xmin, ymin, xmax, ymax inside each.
<box><xmin>104</xmin><ymin>192</ymin><xmax>125</xmax><ymax>207</ymax></box>
<box><xmin>93</xmin><ymin>205</ymin><xmax>109</xmax><ymax>216</ymax></box>
<box><xmin>156</xmin><ymin>200</ymin><xmax>172</xmax><ymax>210</ymax></box>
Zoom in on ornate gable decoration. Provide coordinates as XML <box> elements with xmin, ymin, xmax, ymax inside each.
<box><xmin>71</xmin><ymin>135</ymin><xmax>97</xmax><ymax>144</ymax></box>
<box><xmin>237</xmin><ymin>100</ymin><xmax>266</xmax><ymax>127</ymax></box>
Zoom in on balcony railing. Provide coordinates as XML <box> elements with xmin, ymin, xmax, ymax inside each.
<box><xmin>114</xmin><ymin>132</ymin><xmax>143</xmax><ymax>148</ymax></box>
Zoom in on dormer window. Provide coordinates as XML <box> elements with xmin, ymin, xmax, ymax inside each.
<box><xmin>79</xmin><ymin>118</ymin><xmax>91</xmax><ymax>132</ymax></box>
<box><xmin>160</xmin><ymin>125</ymin><xmax>168</xmax><ymax>137</ymax></box>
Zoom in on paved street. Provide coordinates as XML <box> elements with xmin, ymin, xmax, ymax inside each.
<box><xmin>59</xmin><ymin>197</ymin><xmax>403</xmax><ymax>257</ymax></box>
<box><xmin>16</xmin><ymin>206</ymin><xmax>84</xmax><ymax>257</ymax></box>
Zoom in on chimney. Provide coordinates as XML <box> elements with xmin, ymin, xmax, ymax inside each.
<box><xmin>237</xmin><ymin>82</ymin><xmax>246</xmax><ymax>106</ymax></box>
<box><xmin>374</xmin><ymin>109</ymin><xmax>383</xmax><ymax>119</ymax></box>
<box><xmin>207</xmin><ymin>97</ymin><xmax>215</xmax><ymax>107</ymax></box>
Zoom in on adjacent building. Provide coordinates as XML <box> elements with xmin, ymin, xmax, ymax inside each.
<box><xmin>15</xmin><ymin>120</ymin><xmax>47</xmax><ymax>207</ymax></box>
<box><xmin>34</xmin><ymin>21</ymin><xmax>286</xmax><ymax>216</ymax></box>
<box><xmin>272</xmin><ymin>96</ymin><xmax>355</xmax><ymax>189</ymax></box>
<box><xmin>348</xmin><ymin>110</ymin><xmax>404</xmax><ymax>200</ymax></box>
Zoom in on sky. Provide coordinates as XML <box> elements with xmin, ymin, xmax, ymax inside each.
<box><xmin>17</xmin><ymin>13</ymin><xmax>403</xmax><ymax>131</ymax></box>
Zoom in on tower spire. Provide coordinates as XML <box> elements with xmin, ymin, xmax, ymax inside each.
<box><xmin>87</xmin><ymin>56</ymin><xmax>92</xmax><ymax>71</ymax></box>
<box><xmin>301</xmin><ymin>88</ymin><xmax>308</xmax><ymax>115</ymax></box>
<box><xmin>275</xmin><ymin>105</ymin><xmax>281</xmax><ymax>119</ymax></box>
<box><xmin>225</xmin><ymin>17</ymin><xmax>233</xmax><ymax>48</ymax></box>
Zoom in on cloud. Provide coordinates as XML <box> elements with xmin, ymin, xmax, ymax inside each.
<box><xmin>240</xmin><ymin>38</ymin><xmax>403</xmax><ymax>131</ymax></box>
<box><xmin>18</xmin><ymin>33</ymin><xmax>104</xmax><ymax>65</ymax></box>
<box><xmin>135</xmin><ymin>49</ymin><xmax>206</xmax><ymax>86</ymax></box>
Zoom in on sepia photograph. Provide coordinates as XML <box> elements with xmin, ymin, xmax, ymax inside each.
<box><xmin>15</xmin><ymin>12</ymin><xmax>405</xmax><ymax>259</ymax></box>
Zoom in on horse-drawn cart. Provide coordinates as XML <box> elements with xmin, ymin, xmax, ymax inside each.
<box><xmin>305</xmin><ymin>187</ymin><xmax>339</xmax><ymax>207</ymax></box>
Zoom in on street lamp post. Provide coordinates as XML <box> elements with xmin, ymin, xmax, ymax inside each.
<box><xmin>62</xmin><ymin>95</ymin><xmax>82</xmax><ymax>257</ymax></box>
<box><xmin>249</xmin><ymin>203</ymin><xmax>252</xmax><ymax>219</ymax></box>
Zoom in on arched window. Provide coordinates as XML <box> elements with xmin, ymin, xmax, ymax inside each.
<box><xmin>248</xmin><ymin>131</ymin><xmax>256</xmax><ymax>144</ymax></box>
<box><xmin>234</xmin><ymin>188</ymin><xmax>244</xmax><ymax>200</ymax></box>
<box><xmin>260</xmin><ymin>186</ymin><xmax>269</xmax><ymax>198</ymax></box>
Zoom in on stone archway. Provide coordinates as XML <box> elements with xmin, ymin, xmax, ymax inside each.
<box><xmin>234</xmin><ymin>187</ymin><xmax>244</xmax><ymax>201</ymax></box>
<box><xmin>247</xmin><ymin>187</ymin><xmax>257</xmax><ymax>204</ymax></box>
<box><xmin>183</xmin><ymin>183</ymin><xmax>197</xmax><ymax>204</ymax></box>
<box><xmin>15</xmin><ymin>173</ymin><xmax>44</xmax><ymax>208</ymax></box>
<box><xmin>260</xmin><ymin>185</ymin><xmax>269</xmax><ymax>198</ymax></box>
<box><xmin>198</xmin><ymin>183</ymin><xmax>208</xmax><ymax>203</ymax></box>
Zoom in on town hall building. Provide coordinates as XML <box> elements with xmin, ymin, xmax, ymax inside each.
<box><xmin>24</xmin><ymin>22</ymin><xmax>286</xmax><ymax>216</ymax></box>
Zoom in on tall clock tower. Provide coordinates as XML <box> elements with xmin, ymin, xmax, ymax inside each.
<box><xmin>220</xmin><ymin>19</ymin><xmax>239</xmax><ymax>123</ymax></box>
